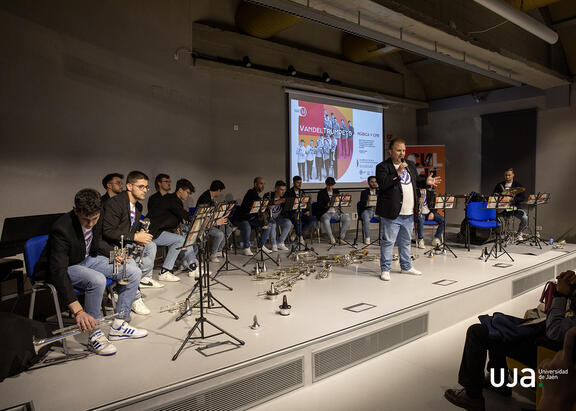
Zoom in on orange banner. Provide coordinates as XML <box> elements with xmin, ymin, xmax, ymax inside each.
<box><xmin>405</xmin><ymin>145</ymin><xmax>446</xmax><ymax>194</ymax></box>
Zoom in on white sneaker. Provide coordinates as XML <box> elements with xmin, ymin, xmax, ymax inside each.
<box><xmin>431</xmin><ymin>237</ymin><xmax>441</xmax><ymax>247</ymax></box>
<box><xmin>88</xmin><ymin>330</ymin><xmax>117</xmax><ymax>356</ymax></box>
<box><xmin>131</xmin><ymin>297</ymin><xmax>151</xmax><ymax>315</ymax></box>
<box><xmin>329</xmin><ymin>237</ymin><xmax>337</xmax><ymax>245</ymax></box>
<box><xmin>210</xmin><ymin>254</ymin><xmax>221</xmax><ymax>263</ymax></box>
<box><xmin>380</xmin><ymin>271</ymin><xmax>391</xmax><ymax>281</ymax></box>
<box><xmin>516</xmin><ymin>233</ymin><xmax>524</xmax><ymax>242</ymax></box>
<box><xmin>242</xmin><ymin>248</ymin><xmax>254</xmax><ymax>256</ymax></box>
<box><xmin>188</xmin><ymin>266</ymin><xmax>200</xmax><ymax>278</ymax></box>
<box><xmin>109</xmin><ymin>320</ymin><xmax>148</xmax><ymax>341</ymax></box>
<box><xmin>139</xmin><ymin>277</ymin><xmax>164</xmax><ymax>288</ymax></box>
<box><xmin>158</xmin><ymin>271</ymin><xmax>181</xmax><ymax>282</ymax></box>
<box><xmin>277</xmin><ymin>243</ymin><xmax>289</xmax><ymax>251</ymax></box>
<box><xmin>401</xmin><ymin>267</ymin><xmax>423</xmax><ymax>276</ymax></box>
<box><xmin>417</xmin><ymin>239</ymin><xmax>425</xmax><ymax>249</ymax></box>
<box><xmin>271</xmin><ymin>244</ymin><xmax>278</xmax><ymax>252</ymax></box>
<box><xmin>298</xmin><ymin>236</ymin><xmax>306</xmax><ymax>245</ymax></box>
<box><xmin>364</xmin><ymin>237</ymin><xmax>371</xmax><ymax>245</ymax></box>
<box><xmin>261</xmin><ymin>245</ymin><xmax>273</xmax><ymax>254</ymax></box>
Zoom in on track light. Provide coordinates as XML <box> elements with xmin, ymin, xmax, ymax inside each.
<box><xmin>288</xmin><ymin>65</ymin><xmax>297</xmax><ymax>76</ymax></box>
<box><xmin>242</xmin><ymin>56</ymin><xmax>252</xmax><ymax>68</ymax></box>
<box><xmin>322</xmin><ymin>72</ymin><xmax>331</xmax><ymax>83</ymax></box>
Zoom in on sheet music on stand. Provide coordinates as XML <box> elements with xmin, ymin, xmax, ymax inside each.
<box><xmin>486</xmin><ymin>195</ymin><xmax>513</xmax><ymax>210</ymax></box>
<box><xmin>249</xmin><ymin>199</ymin><xmax>269</xmax><ymax>215</ymax></box>
<box><xmin>366</xmin><ymin>194</ymin><xmax>377</xmax><ymax>208</ymax></box>
<box><xmin>434</xmin><ymin>195</ymin><xmax>455</xmax><ymax>209</ymax></box>
<box><xmin>290</xmin><ymin>195</ymin><xmax>310</xmax><ymax>211</ymax></box>
<box><xmin>331</xmin><ymin>193</ymin><xmax>352</xmax><ymax>208</ymax></box>
<box><xmin>181</xmin><ymin>205</ymin><xmax>217</xmax><ymax>250</ymax></box>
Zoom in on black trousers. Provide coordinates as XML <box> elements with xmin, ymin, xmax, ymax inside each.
<box><xmin>306</xmin><ymin>160</ymin><xmax>314</xmax><ymax>181</ymax></box>
<box><xmin>458</xmin><ymin>323</ymin><xmax>538</xmax><ymax>395</ymax></box>
<box><xmin>315</xmin><ymin>157</ymin><xmax>323</xmax><ymax>180</ymax></box>
<box><xmin>298</xmin><ymin>162</ymin><xmax>305</xmax><ymax>179</ymax></box>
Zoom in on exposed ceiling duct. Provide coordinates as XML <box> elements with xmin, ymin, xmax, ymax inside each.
<box><xmin>473</xmin><ymin>0</ymin><xmax>559</xmax><ymax>44</ymax></box>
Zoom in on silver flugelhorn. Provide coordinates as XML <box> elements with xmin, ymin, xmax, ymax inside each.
<box><xmin>136</xmin><ymin>218</ymin><xmax>151</xmax><ymax>265</ymax></box>
<box><xmin>159</xmin><ymin>296</ymin><xmax>201</xmax><ymax>315</ymax></box>
<box><xmin>33</xmin><ymin>312</ymin><xmax>120</xmax><ymax>354</ymax></box>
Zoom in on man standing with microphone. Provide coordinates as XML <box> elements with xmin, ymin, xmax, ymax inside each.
<box><xmin>376</xmin><ymin>138</ymin><xmax>441</xmax><ymax>281</ymax></box>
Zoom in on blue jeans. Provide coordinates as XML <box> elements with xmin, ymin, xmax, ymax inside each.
<box><xmin>514</xmin><ymin>209</ymin><xmax>528</xmax><ymax>234</ymax></box>
<box><xmin>269</xmin><ymin>217</ymin><xmax>293</xmax><ymax>245</ymax></box>
<box><xmin>416</xmin><ymin>212</ymin><xmax>445</xmax><ymax>239</ymax></box>
<box><xmin>67</xmin><ymin>255</ymin><xmax>141</xmax><ymax>320</ymax></box>
<box><xmin>361</xmin><ymin>209</ymin><xmax>375</xmax><ymax>239</ymax></box>
<box><xmin>291</xmin><ymin>213</ymin><xmax>317</xmax><ymax>236</ymax></box>
<box><xmin>154</xmin><ymin>231</ymin><xmax>196</xmax><ymax>270</ymax></box>
<box><xmin>321</xmin><ymin>211</ymin><xmax>351</xmax><ymax>239</ymax></box>
<box><xmin>208</xmin><ymin>225</ymin><xmax>232</xmax><ymax>254</ymax></box>
<box><xmin>128</xmin><ymin>241</ymin><xmax>157</xmax><ymax>279</ymax></box>
<box><xmin>380</xmin><ymin>215</ymin><xmax>414</xmax><ymax>272</ymax></box>
<box><xmin>237</xmin><ymin>219</ymin><xmax>271</xmax><ymax>249</ymax></box>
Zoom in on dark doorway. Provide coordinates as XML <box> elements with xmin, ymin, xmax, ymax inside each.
<box><xmin>481</xmin><ymin>108</ymin><xmax>536</xmax><ymax>195</ymax></box>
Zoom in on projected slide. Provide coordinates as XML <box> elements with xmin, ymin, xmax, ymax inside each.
<box><xmin>289</xmin><ymin>97</ymin><xmax>383</xmax><ymax>186</ymax></box>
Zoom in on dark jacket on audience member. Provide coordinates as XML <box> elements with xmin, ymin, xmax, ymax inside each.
<box><xmin>196</xmin><ymin>190</ymin><xmax>215</xmax><ymax>207</ymax></box>
<box><xmin>147</xmin><ymin>191</ymin><xmax>165</xmax><ymax>214</ymax></box>
<box><xmin>375</xmin><ymin>158</ymin><xmax>425</xmax><ymax>219</ymax></box>
<box><xmin>314</xmin><ymin>188</ymin><xmax>340</xmax><ymax>219</ymax></box>
<box><xmin>33</xmin><ymin>211</ymin><xmax>104</xmax><ymax>306</ymax></box>
<box><xmin>147</xmin><ymin>193</ymin><xmax>191</xmax><ymax>238</ymax></box>
<box><xmin>359</xmin><ymin>188</ymin><xmax>379</xmax><ymax>213</ymax></box>
<box><xmin>234</xmin><ymin>188</ymin><xmax>262</xmax><ymax>222</ymax></box>
<box><xmin>100</xmin><ymin>191</ymin><xmax>143</xmax><ymax>251</ymax></box>
<box><xmin>493</xmin><ymin>180</ymin><xmax>526</xmax><ymax>208</ymax></box>
<box><xmin>546</xmin><ymin>296</ymin><xmax>576</xmax><ymax>342</ymax></box>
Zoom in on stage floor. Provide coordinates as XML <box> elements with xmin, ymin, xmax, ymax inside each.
<box><xmin>1</xmin><ymin>238</ymin><xmax>575</xmax><ymax>411</ymax></box>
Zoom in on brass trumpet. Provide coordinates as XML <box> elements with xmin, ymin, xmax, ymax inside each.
<box><xmin>33</xmin><ymin>312</ymin><xmax>119</xmax><ymax>354</ymax></box>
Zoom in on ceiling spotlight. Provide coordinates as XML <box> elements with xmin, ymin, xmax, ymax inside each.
<box><xmin>242</xmin><ymin>56</ymin><xmax>252</xmax><ymax>68</ymax></box>
<box><xmin>288</xmin><ymin>65</ymin><xmax>297</xmax><ymax>76</ymax></box>
<box><xmin>322</xmin><ymin>72</ymin><xmax>331</xmax><ymax>83</ymax></box>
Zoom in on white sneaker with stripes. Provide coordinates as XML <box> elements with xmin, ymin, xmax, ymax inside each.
<box><xmin>88</xmin><ymin>330</ymin><xmax>117</xmax><ymax>356</ymax></box>
<box><xmin>108</xmin><ymin>320</ymin><xmax>148</xmax><ymax>341</ymax></box>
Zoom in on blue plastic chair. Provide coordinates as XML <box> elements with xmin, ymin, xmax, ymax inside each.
<box><xmin>353</xmin><ymin>201</ymin><xmax>379</xmax><ymax>245</ymax></box>
<box><xmin>465</xmin><ymin>202</ymin><xmax>500</xmax><ymax>251</ymax></box>
<box><xmin>25</xmin><ymin>235</ymin><xmax>68</xmax><ymax>342</ymax></box>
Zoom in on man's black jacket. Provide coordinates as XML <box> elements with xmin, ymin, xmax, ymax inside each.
<box><xmin>375</xmin><ymin>158</ymin><xmax>426</xmax><ymax>219</ymax></box>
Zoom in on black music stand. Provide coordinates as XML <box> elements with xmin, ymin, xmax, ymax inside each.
<box><xmin>424</xmin><ymin>194</ymin><xmax>457</xmax><ymax>258</ymax></box>
<box><xmin>521</xmin><ymin>193</ymin><xmax>550</xmax><ymax>249</ymax></box>
<box><xmin>357</xmin><ymin>194</ymin><xmax>381</xmax><ymax>250</ymax></box>
<box><xmin>172</xmin><ymin>207</ymin><xmax>243</xmax><ymax>361</ymax></box>
<box><xmin>286</xmin><ymin>194</ymin><xmax>317</xmax><ymax>258</ymax></box>
<box><xmin>483</xmin><ymin>195</ymin><xmax>514</xmax><ymax>262</ymax></box>
<box><xmin>242</xmin><ymin>199</ymin><xmax>279</xmax><ymax>270</ymax></box>
<box><xmin>175</xmin><ymin>205</ymin><xmax>239</xmax><ymax>321</ymax></box>
<box><xmin>327</xmin><ymin>193</ymin><xmax>356</xmax><ymax>251</ymax></box>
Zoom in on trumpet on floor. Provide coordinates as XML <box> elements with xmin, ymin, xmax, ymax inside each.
<box><xmin>33</xmin><ymin>312</ymin><xmax>120</xmax><ymax>354</ymax></box>
<box><xmin>159</xmin><ymin>296</ymin><xmax>201</xmax><ymax>315</ymax></box>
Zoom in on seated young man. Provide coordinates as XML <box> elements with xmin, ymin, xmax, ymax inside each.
<box><xmin>196</xmin><ymin>179</ymin><xmax>232</xmax><ymax>263</ymax></box>
<box><xmin>286</xmin><ymin>176</ymin><xmax>316</xmax><ymax>244</ymax></box>
<box><xmin>415</xmin><ymin>188</ymin><xmax>445</xmax><ymax>248</ymax></box>
<box><xmin>101</xmin><ymin>173</ymin><xmax>124</xmax><ymax>204</ymax></box>
<box><xmin>231</xmin><ymin>177</ymin><xmax>272</xmax><ymax>256</ymax></box>
<box><xmin>315</xmin><ymin>177</ymin><xmax>351</xmax><ymax>245</ymax></box>
<box><xmin>34</xmin><ymin>188</ymin><xmax>147</xmax><ymax>356</ymax></box>
<box><xmin>101</xmin><ymin>170</ymin><xmax>156</xmax><ymax>314</ymax></box>
<box><xmin>263</xmin><ymin>180</ymin><xmax>293</xmax><ymax>251</ymax></box>
<box><xmin>444</xmin><ymin>270</ymin><xmax>576</xmax><ymax>411</ymax></box>
<box><xmin>147</xmin><ymin>173</ymin><xmax>171</xmax><ymax>214</ymax></box>
<box><xmin>148</xmin><ymin>178</ymin><xmax>198</xmax><ymax>280</ymax></box>
<box><xmin>358</xmin><ymin>176</ymin><xmax>379</xmax><ymax>245</ymax></box>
